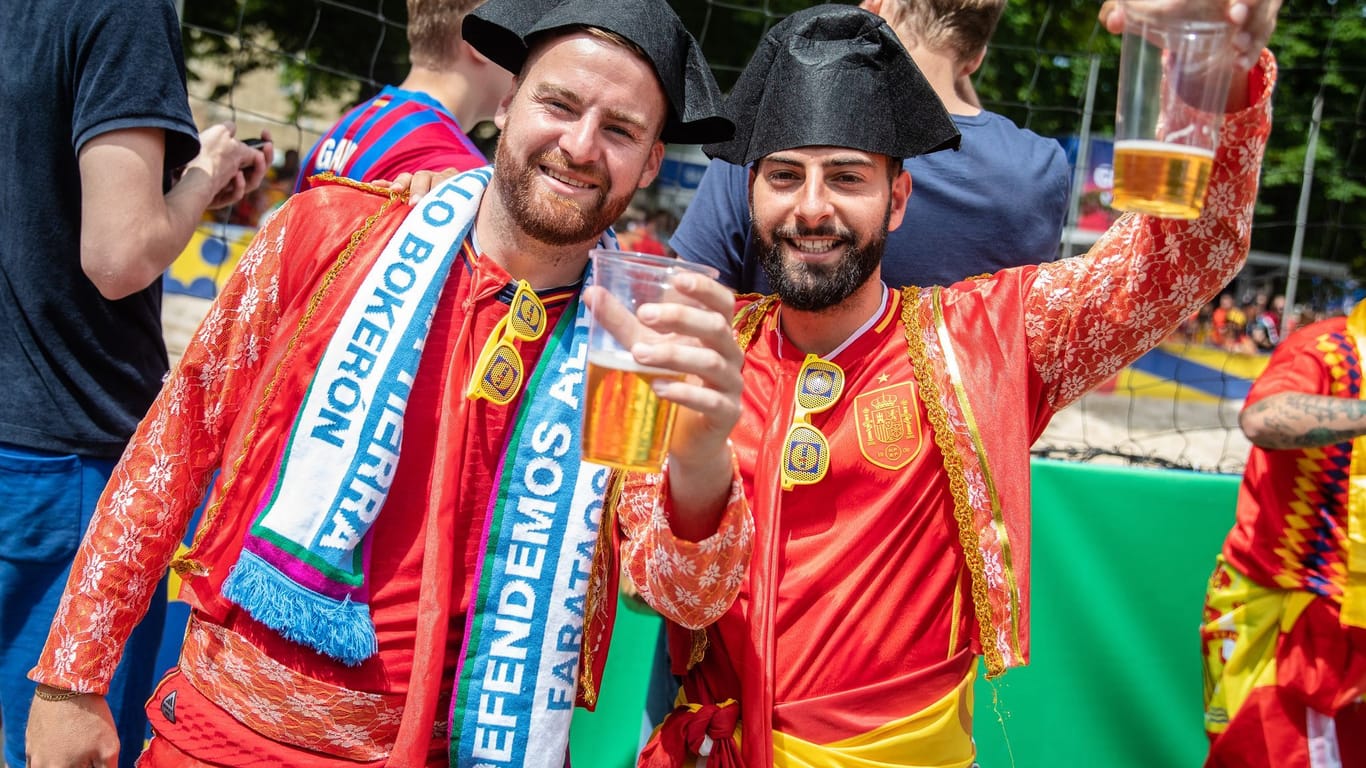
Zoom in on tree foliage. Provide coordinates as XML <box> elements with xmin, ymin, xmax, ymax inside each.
<box><xmin>979</xmin><ymin>1</ymin><xmax>1365</xmax><ymax>274</ymax></box>
<box><xmin>182</xmin><ymin>0</ymin><xmax>409</xmax><ymax>119</ymax></box>
<box><xmin>1252</xmin><ymin>1</ymin><xmax>1366</xmax><ymax>273</ymax></box>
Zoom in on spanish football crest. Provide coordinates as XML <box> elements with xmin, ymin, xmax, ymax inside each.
<box><xmin>854</xmin><ymin>382</ymin><xmax>921</xmax><ymax>469</ymax></box>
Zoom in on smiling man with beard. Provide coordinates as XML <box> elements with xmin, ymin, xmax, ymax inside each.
<box><xmin>23</xmin><ymin>1</ymin><xmax>756</xmax><ymax>767</ymax></box>
<box><xmin>751</xmin><ymin>153</ymin><xmax>901</xmax><ymax>313</ymax></box>
<box><xmin>630</xmin><ymin>3</ymin><xmax>1280</xmax><ymax>766</ymax></box>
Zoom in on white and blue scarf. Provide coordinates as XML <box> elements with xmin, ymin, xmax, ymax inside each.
<box><xmin>222</xmin><ymin>167</ymin><xmax>611</xmax><ymax>767</ymax></box>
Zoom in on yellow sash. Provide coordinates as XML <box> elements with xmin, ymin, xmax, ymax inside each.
<box><xmin>772</xmin><ymin>667</ymin><xmax>976</xmax><ymax>768</ymax></box>
<box><xmin>1343</xmin><ymin>300</ymin><xmax>1366</xmax><ymax>627</ymax></box>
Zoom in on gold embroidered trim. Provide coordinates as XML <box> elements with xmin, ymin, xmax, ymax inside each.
<box><xmin>175</xmin><ymin>191</ymin><xmax>399</xmax><ymax>576</ymax></box>
<box><xmin>687</xmin><ymin>627</ymin><xmax>709</xmax><ymax>671</ymax></box>
<box><xmin>900</xmin><ymin>287</ymin><xmax>1005</xmax><ymax>678</ymax></box>
<box><xmin>931</xmin><ymin>294</ymin><xmax>1023</xmax><ymax>661</ymax></box>
<box><xmin>311</xmin><ymin>171</ymin><xmax>411</xmax><ymax>202</ymax></box>
<box><xmin>578</xmin><ymin>469</ymin><xmax>627</xmax><ymax>706</ymax></box>
<box><xmin>947</xmin><ymin>566</ymin><xmax>964</xmax><ymax>661</ymax></box>
<box><xmin>733</xmin><ymin>295</ymin><xmax>778</xmax><ymax>351</ymax></box>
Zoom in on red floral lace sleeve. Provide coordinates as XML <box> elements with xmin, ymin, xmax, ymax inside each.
<box><xmin>30</xmin><ymin>207</ymin><xmax>293</xmax><ymax>693</ymax></box>
<box><xmin>617</xmin><ymin>450</ymin><xmax>753</xmax><ymax>629</ymax></box>
<box><xmin>1026</xmin><ymin>51</ymin><xmax>1276</xmax><ymax>411</ymax></box>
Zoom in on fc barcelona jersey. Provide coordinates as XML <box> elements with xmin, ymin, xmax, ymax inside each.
<box><xmin>296</xmin><ymin>85</ymin><xmax>485</xmax><ymax>193</ymax></box>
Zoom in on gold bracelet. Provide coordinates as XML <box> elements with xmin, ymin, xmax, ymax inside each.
<box><xmin>33</xmin><ymin>685</ymin><xmax>83</xmax><ymax>702</ymax></box>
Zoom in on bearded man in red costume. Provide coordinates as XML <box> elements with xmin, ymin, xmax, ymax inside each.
<box><xmin>633</xmin><ymin>1</ymin><xmax>1282</xmax><ymax>765</ymax></box>
<box><xmin>24</xmin><ymin>0</ymin><xmax>755</xmax><ymax>766</ymax></box>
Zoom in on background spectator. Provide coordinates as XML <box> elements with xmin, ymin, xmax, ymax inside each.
<box><xmin>0</xmin><ymin>2</ymin><xmax>268</xmax><ymax>766</ymax></box>
<box><xmin>294</xmin><ymin>0</ymin><xmax>512</xmax><ymax>192</ymax></box>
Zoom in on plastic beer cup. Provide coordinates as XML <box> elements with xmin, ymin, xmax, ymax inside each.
<box><xmin>1112</xmin><ymin>4</ymin><xmax>1234</xmax><ymax>219</ymax></box>
<box><xmin>581</xmin><ymin>249</ymin><xmax>719</xmax><ymax>472</ymax></box>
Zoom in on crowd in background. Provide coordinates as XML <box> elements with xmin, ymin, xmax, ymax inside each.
<box><xmin>1174</xmin><ymin>290</ymin><xmax>1343</xmax><ymax>354</ymax></box>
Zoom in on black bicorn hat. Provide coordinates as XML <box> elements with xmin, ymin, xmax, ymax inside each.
<box><xmin>704</xmin><ymin>4</ymin><xmax>961</xmax><ymax>165</ymax></box>
<box><xmin>463</xmin><ymin>0</ymin><xmax>734</xmax><ymax>145</ymax></box>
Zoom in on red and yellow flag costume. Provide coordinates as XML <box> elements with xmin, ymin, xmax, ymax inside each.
<box><xmin>1201</xmin><ymin>302</ymin><xmax>1366</xmax><ymax>767</ymax></box>
<box><xmin>640</xmin><ymin>51</ymin><xmax>1276</xmax><ymax>768</ymax></box>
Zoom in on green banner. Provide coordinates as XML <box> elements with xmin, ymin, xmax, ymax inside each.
<box><xmin>570</xmin><ymin>459</ymin><xmax>1241</xmax><ymax>767</ymax></box>
<box><xmin>973</xmin><ymin>459</ymin><xmax>1236</xmax><ymax>766</ymax></box>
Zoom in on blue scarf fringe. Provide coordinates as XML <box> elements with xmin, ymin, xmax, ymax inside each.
<box><xmin>222</xmin><ymin>550</ymin><xmax>378</xmax><ymax>666</ymax></box>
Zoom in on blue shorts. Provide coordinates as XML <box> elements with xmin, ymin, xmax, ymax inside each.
<box><xmin>0</xmin><ymin>442</ymin><xmax>168</xmax><ymax>768</ymax></box>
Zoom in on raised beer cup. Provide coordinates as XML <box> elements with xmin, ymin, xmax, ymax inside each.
<box><xmin>581</xmin><ymin>249</ymin><xmax>719</xmax><ymax>472</ymax></box>
<box><xmin>1112</xmin><ymin>4</ymin><xmax>1235</xmax><ymax>219</ymax></box>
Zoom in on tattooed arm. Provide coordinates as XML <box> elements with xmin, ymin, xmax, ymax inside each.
<box><xmin>1239</xmin><ymin>392</ymin><xmax>1366</xmax><ymax>450</ymax></box>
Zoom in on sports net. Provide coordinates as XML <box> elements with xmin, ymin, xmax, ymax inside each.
<box><xmin>177</xmin><ymin>0</ymin><xmax>1366</xmax><ymax>475</ymax></box>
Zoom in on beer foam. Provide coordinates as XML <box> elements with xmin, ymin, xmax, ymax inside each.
<box><xmin>588</xmin><ymin>349</ymin><xmax>678</xmax><ymax>377</ymax></box>
<box><xmin>1114</xmin><ymin>139</ymin><xmax>1215</xmax><ymax>158</ymax></box>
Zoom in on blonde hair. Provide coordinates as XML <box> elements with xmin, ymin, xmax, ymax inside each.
<box><xmin>881</xmin><ymin>0</ymin><xmax>1005</xmax><ymax>63</ymax></box>
<box><xmin>406</xmin><ymin>0</ymin><xmax>484</xmax><ymax>69</ymax></box>
<box><xmin>516</xmin><ymin>25</ymin><xmax>651</xmax><ymax>84</ymax></box>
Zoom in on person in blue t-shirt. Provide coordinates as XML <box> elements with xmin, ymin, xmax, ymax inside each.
<box><xmin>0</xmin><ymin>2</ymin><xmax>270</xmax><ymax>766</ymax></box>
<box><xmin>671</xmin><ymin>0</ymin><xmax>1072</xmax><ymax>292</ymax></box>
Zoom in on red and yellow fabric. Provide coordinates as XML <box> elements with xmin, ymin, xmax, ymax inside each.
<box><xmin>30</xmin><ymin>178</ymin><xmax>751</xmax><ymax>766</ymax></box>
<box><xmin>1204</xmin><ymin>301</ymin><xmax>1366</xmax><ymax>766</ymax></box>
<box><xmin>642</xmin><ymin>668</ymin><xmax>974</xmax><ymax>768</ymax></box>
<box><xmin>638</xmin><ymin>51</ymin><xmax>1275</xmax><ymax>767</ymax></box>
<box><xmin>768</xmin><ymin>669</ymin><xmax>975</xmax><ymax>768</ymax></box>
<box><xmin>1343</xmin><ymin>300</ymin><xmax>1366</xmax><ymax>627</ymax></box>
<box><xmin>1201</xmin><ymin>559</ymin><xmax>1366</xmax><ymax>767</ymax></box>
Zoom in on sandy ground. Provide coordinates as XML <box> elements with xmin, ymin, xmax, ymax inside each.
<box><xmin>1035</xmin><ymin>390</ymin><xmax>1250</xmax><ymax>474</ymax></box>
<box><xmin>163</xmin><ymin>293</ymin><xmax>1252</xmax><ymax>475</ymax></box>
<box><xmin>162</xmin><ymin>293</ymin><xmax>214</xmax><ymax>368</ymax></box>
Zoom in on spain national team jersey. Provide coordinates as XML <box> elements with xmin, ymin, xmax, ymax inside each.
<box><xmin>1224</xmin><ymin>316</ymin><xmax>1355</xmax><ymax>602</ymax></box>
<box><xmin>295</xmin><ymin>85</ymin><xmax>486</xmax><ymax>193</ymax></box>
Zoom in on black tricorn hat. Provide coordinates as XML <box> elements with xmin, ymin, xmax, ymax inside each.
<box><xmin>704</xmin><ymin>4</ymin><xmax>961</xmax><ymax>165</ymax></box>
<box><xmin>463</xmin><ymin>0</ymin><xmax>734</xmax><ymax>145</ymax></box>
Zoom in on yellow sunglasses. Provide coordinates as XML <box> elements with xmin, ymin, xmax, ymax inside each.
<box><xmin>780</xmin><ymin>353</ymin><xmax>846</xmax><ymax>490</ymax></box>
<box><xmin>467</xmin><ymin>280</ymin><xmax>547</xmax><ymax>405</ymax></box>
